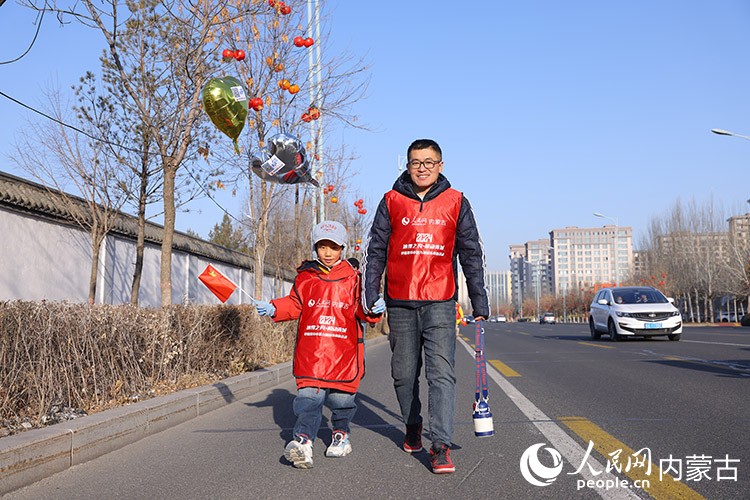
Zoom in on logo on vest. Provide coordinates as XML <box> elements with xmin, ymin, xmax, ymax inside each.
<box><xmin>308</xmin><ymin>299</ymin><xmax>315</xmax><ymax>307</ymax></box>
<box><xmin>401</xmin><ymin>217</ymin><xmax>410</xmax><ymax>225</ymax></box>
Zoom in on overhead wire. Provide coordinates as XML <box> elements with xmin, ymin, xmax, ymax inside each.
<box><xmin>0</xmin><ymin>88</ymin><xmax>248</xmax><ymax>227</ymax></box>
<box><xmin>0</xmin><ymin>2</ymin><xmax>46</xmax><ymax>65</ymax></box>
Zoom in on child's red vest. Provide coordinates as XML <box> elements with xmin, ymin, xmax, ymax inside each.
<box><xmin>293</xmin><ymin>268</ymin><xmax>362</xmax><ymax>385</ymax></box>
<box><xmin>384</xmin><ymin>188</ymin><xmax>462</xmax><ymax>301</ymax></box>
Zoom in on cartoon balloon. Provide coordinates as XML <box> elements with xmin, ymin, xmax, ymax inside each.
<box><xmin>250</xmin><ymin>133</ymin><xmax>319</xmax><ymax>186</ymax></box>
<box><xmin>202</xmin><ymin>76</ymin><xmax>248</xmax><ymax>154</ymax></box>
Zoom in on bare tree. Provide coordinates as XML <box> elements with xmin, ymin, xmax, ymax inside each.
<box><xmin>23</xmin><ymin>0</ymin><xmax>263</xmax><ymax>305</ymax></box>
<box><xmin>212</xmin><ymin>0</ymin><xmax>370</xmax><ymax>298</ymax></box>
<box><xmin>638</xmin><ymin>197</ymin><xmax>735</xmax><ymax>322</ymax></box>
<box><xmin>11</xmin><ymin>88</ymin><xmax>128</xmax><ymax>303</ymax></box>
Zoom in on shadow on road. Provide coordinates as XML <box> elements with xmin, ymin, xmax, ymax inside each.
<box><xmin>242</xmin><ymin>389</ymin><xmax>409</xmax><ymax>447</ymax></box>
<box><xmin>644</xmin><ymin>359</ymin><xmax>750</xmax><ymax>378</ymax></box>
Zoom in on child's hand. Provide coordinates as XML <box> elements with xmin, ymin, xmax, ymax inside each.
<box><xmin>254</xmin><ymin>300</ymin><xmax>276</xmax><ymax>317</ymax></box>
<box><xmin>372</xmin><ymin>294</ymin><xmax>386</xmax><ymax>314</ymax></box>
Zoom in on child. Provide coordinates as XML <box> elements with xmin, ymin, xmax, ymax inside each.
<box><xmin>254</xmin><ymin>220</ymin><xmax>385</xmax><ymax>469</ymax></box>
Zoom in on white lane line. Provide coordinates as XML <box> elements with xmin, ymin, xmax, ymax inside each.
<box><xmin>459</xmin><ymin>338</ymin><xmax>641</xmax><ymax>500</ymax></box>
<box><xmin>682</xmin><ymin>339</ymin><xmax>750</xmax><ymax>348</ymax></box>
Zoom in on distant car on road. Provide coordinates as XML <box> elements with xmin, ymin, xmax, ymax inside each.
<box><xmin>589</xmin><ymin>286</ymin><xmax>682</xmax><ymax>341</ymax></box>
<box><xmin>496</xmin><ymin>314</ymin><xmax>507</xmax><ymax>323</ymax></box>
<box><xmin>540</xmin><ymin>312</ymin><xmax>556</xmax><ymax>324</ymax></box>
<box><xmin>464</xmin><ymin>315</ymin><xmax>475</xmax><ymax>324</ymax></box>
<box><xmin>716</xmin><ymin>311</ymin><xmax>741</xmax><ymax>322</ymax></box>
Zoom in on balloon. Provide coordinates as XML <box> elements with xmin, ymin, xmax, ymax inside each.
<box><xmin>202</xmin><ymin>76</ymin><xmax>248</xmax><ymax>154</ymax></box>
<box><xmin>250</xmin><ymin>133</ymin><xmax>319</xmax><ymax>186</ymax></box>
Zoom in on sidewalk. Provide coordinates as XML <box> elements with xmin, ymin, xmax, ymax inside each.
<box><xmin>1</xmin><ymin>337</ymin><xmax>390</xmax><ymax>495</ymax></box>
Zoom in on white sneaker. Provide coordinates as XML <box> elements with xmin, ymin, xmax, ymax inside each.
<box><xmin>325</xmin><ymin>431</ymin><xmax>352</xmax><ymax>458</ymax></box>
<box><xmin>284</xmin><ymin>436</ymin><xmax>314</xmax><ymax>469</ymax></box>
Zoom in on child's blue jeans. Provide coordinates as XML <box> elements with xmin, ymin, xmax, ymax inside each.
<box><xmin>292</xmin><ymin>387</ymin><xmax>357</xmax><ymax>442</ymax></box>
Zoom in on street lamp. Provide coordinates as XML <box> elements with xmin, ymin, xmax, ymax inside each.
<box><xmin>714</xmin><ymin>131</ymin><xmax>750</xmax><ymax>314</ymax></box>
<box><xmin>593</xmin><ymin>212</ymin><xmax>619</xmax><ymax>286</ymax></box>
<box><xmin>711</xmin><ymin>128</ymin><xmax>750</xmax><ymax>141</ymax></box>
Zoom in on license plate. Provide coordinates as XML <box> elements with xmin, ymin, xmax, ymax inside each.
<box><xmin>644</xmin><ymin>322</ymin><xmax>662</xmax><ymax>329</ymax></box>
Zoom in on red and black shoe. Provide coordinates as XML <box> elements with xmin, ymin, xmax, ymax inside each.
<box><xmin>430</xmin><ymin>443</ymin><xmax>455</xmax><ymax>474</ymax></box>
<box><xmin>403</xmin><ymin>423</ymin><xmax>423</xmax><ymax>453</ymax></box>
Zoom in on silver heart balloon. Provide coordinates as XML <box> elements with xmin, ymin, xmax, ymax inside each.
<box><xmin>250</xmin><ymin>133</ymin><xmax>319</xmax><ymax>186</ymax></box>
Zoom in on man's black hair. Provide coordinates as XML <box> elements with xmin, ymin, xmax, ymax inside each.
<box><xmin>407</xmin><ymin>139</ymin><xmax>442</xmax><ymax>159</ymax></box>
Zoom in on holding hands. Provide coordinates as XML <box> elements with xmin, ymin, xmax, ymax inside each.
<box><xmin>372</xmin><ymin>294</ymin><xmax>386</xmax><ymax>315</ymax></box>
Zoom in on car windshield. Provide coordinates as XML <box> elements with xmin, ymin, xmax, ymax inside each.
<box><xmin>612</xmin><ymin>289</ymin><xmax>668</xmax><ymax>305</ymax></box>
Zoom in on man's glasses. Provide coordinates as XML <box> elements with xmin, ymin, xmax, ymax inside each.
<box><xmin>407</xmin><ymin>159</ymin><xmax>442</xmax><ymax>170</ymax></box>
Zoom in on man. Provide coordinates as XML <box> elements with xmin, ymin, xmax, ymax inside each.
<box><xmin>362</xmin><ymin>138</ymin><xmax>490</xmax><ymax>474</ymax></box>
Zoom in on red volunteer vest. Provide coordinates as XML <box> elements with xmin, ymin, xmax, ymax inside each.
<box><xmin>385</xmin><ymin>188</ymin><xmax>462</xmax><ymax>301</ymax></box>
<box><xmin>293</xmin><ymin>270</ymin><xmax>361</xmax><ymax>383</ymax></box>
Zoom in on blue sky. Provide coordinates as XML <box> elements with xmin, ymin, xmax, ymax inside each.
<box><xmin>2</xmin><ymin>1</ymin><xmax>749</xmax><ymax>271</ymax></box>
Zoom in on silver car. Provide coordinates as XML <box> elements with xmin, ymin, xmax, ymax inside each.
<box><xmin>588</xmin><ymin>286</ymin><xmax>683</xmax><ymax>341</ymax></box>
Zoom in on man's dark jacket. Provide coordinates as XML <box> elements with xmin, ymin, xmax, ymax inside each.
<box><xmin>361</xmin><ymin>171</ymin><xmax>490</xmax><ymax>318</ymax></box>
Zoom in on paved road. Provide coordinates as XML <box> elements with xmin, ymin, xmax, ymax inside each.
<box><xmin>4</xmin><ymin>323</ymin><xmax>748</xmax><ymax>499</ymax></box>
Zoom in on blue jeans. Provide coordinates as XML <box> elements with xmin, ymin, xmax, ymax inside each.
<box><xmin>387</xmin><ymin>301</ymin><xmax>456</xmax><ymax>447</ymax></box>
<box><xmin>292</xmin><ymin>387</ymin><xmax>357</xmax><ymax>442</ymax></box>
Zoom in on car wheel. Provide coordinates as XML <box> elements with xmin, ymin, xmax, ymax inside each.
<box><xmin>608</xmin><ymin>320</ymin><xmax>620</xmax><ymax>342</ymax></box>
<box><xmin>589</xmin><ymin>318</ymin><xmax>601</xmax><ymax>340</ymax></box>
<box><xmin>668</xmin><ymin>334</ymin><xmax>681</xmax><ymax>341</ymax></box>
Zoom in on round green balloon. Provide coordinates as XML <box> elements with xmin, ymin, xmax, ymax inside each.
<box><xmin>202</xmin><ymin>76</ymin><xmax>248</xmax><ymax>152</ymax></box>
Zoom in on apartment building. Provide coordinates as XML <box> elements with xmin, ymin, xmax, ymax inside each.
<box><xmin>508</xmin><ymin>240</ymin><xmax>552</xmax><ymax>310</ymax></box>
<box><xmin>550</xmin><ymin>225</ymin><xmax>633</xmax><ymax>294</ymax></box>
<box><xmin>456</xmin><ymin>269</ymin><xmax>512</xmax><ymax>316</ymax></box>
<box><xmin>509</xmin><ymin>225</ymin><xmax>634</xmax><ymax>302</ymax></box>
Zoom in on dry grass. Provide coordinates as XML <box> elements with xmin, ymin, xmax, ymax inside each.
<box><xmin>0</xmin><ymin>301</ymin><xmax>299</xmax><ymax>437</ymax></box>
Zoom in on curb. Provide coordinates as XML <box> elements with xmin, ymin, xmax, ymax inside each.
<box><xmin>0</xmin><ymin>334</ymin><xmax>389</xmax><ymax>495</ymax></box>
<box><xmin>0</xmin><ymin>361</ymin><xmax>292</xmax><ymax>495</ymax></box>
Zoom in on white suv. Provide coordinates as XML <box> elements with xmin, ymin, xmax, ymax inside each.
<box><xmin>589</xmin><ymin>286</ymin><xmax>683</xmax><ymax>341</ymax></box>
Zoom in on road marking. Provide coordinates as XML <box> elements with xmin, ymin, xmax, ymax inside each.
<box><xmin>458</xmin><ymin>338</ymin><xmax>641</xmax><ymax>499</ymax></box>
<box><xmin>488</xmin><ymin>359</ymin><xmax>521</xmax><ymax>377</ymax></box>
<box><xmin>559</xmin><ymin>416</ymin><xmax>704</xmax><ymax>500</ymax></box>
<box><xmin>579</xmin><ymin>341</ymin><xmax>615</xmax><ymax>349</ymax></box>
<box><xmin>683</xmin><ymin>340</ymin><xmax>750</xmax><ymax>348</ymax></box>
<box><xmin>662</xmin><ymin>356</ymin><xmax>750</xmax><ymax>374</ymax></box>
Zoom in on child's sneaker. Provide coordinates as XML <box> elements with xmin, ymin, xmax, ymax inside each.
<box><xmin>284</xmin><ymin>435</ymin><xmax>313</xmax><ymax>469</ymax></box>
<box><xmin>325</xmin><ymin>430</ymin><xmax>352</xmax><ymax>457</ymax></box>
<box><xmin>403</xmin><ymin>423</ymin><xmax>423</xmax><ymax>453</ymax></box>
<box><xmin>430</xmin><ymin>443</ymin><xmax>455</xmax><ymax>474</ymax></box>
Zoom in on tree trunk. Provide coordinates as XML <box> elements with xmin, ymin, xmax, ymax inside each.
<box><xmin>130</xmin><ymin>174</ymin><xmax>148</xmax><ymax>305</ymax></box>
<box><xmin>161</xmin><ymin>163</ymin><xmax>177</xmax><ymax>306</ymax></box>
<box><xmin>89</xmin><ymin>229</ymin><xmax>103</xmax><ymax>304</ymax></box>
